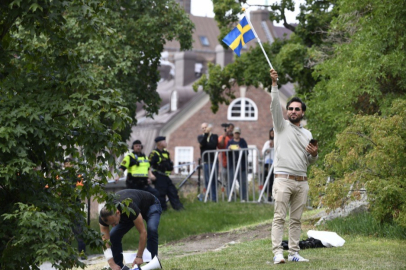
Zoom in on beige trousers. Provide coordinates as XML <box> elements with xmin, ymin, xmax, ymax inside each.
<box><xmin>271</xmin><ymin>177</ymin><xmax>309</xmax><ymax>255</ymax></box>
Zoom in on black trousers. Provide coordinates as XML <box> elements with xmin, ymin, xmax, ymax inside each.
<box><xmin>154</xmin><ymin>174</ymin><xmax>184</xmax><ymax>211</ymax></box>
<box><xmin>263</xmin><ymin>164</ymin><xmax>274</xmax><ymax>200</ymax></box>
<box><xmin>126</xmin><ymin>177</ymin><xmax>160</xmax><ymax>198</ymax></box>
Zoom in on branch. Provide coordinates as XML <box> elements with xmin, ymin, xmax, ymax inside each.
<box><xmin>1</xmin><ymin>15</ymin><xmax>19</xmax><ymax>42</ymax></box>
<box><xmin>346</xmin><ymin>132</ymin><xmax>377</xmax><ymax>146</ymax></box>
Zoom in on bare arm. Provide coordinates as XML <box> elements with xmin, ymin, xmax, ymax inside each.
<box><xmin>132</xmin><ymin>214</ymin><xmax>147</xmax><ymax>267</ymax></box>
<box><xmin>99</xmin><ymin>224</ymin><xmax>121</xmax><ymax>270</ymax></box>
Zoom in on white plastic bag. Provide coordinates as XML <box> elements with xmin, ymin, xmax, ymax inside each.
<box><xmin>307</xmin><ymin>230</ymin><xmax>345</xmax><ymax>247</ymax></box>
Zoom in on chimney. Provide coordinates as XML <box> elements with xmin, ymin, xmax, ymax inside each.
<box><xmin>174</xmin><ymin>51</ymin><xmax>196</xmax><ymax>87</ymax></box>
<box><xmin>250</xmin><ymin>9</ymin><xmax>270</xmax><ymax>23</ymax></box>
<box><xmin>215</xmin><ymin>45</ymin><xmax>233</xmax><ymax>68</ymax></box>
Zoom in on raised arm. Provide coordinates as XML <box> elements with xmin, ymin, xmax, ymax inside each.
<box><xmin>269</xmin><ymin>69</ymin><xmax>285</xmax><ymax>132</ymax></box>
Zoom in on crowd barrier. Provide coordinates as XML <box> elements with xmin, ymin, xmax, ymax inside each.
<box><xmin>200</xmin><ymin>148</ymin><xmax>274</xmax><ymax>203</ymax></box>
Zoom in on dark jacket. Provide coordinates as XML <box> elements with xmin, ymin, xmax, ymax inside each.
<box><xmin>226</xmin><ymin>138</ymin><xmax>248</xmax><ymax>170</ymax></box>
<box><xmin>198</xmin><ymin>133</ymin><xmax>218</xmax><ymax>163</ymax></box>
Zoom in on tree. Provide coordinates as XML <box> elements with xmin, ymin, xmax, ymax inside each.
<box><xmin>306</xmin><ymin>0</ymin><xmax>406</xmax><ymax>224</ymax></box>
<box><xmin>0</xmin><ymin>0</ymin><xmax>193</xmax><ymax>269</ymax></box>
<box><xmin>310</xmin><ymin>99</ymin><xmax>406</xmax><ymax>227</ymax></box>
<box><xmin>197</xmin><ymin>0</ymin><xmax>338</xmax><ymax>113</ymax></box>
<box><xmin>205</xmin><ymin>0</ymin><xmax>406</xmax><ymax>221</ymax></box>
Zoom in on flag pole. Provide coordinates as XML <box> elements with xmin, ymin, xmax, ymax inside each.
<box><xmin>242</xmin><ymin>8</ymin><xmax>274</xmax><ymax>70</ymax></box>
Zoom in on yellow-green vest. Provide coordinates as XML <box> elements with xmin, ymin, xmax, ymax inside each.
<box><xmin>121</xmin><ymin>153</ymin><xmax>149</xmax><ymax>177</ymax></box>
<box><xmin>151</xmin><ymin>149</ymin><xmax>171</xmax><ymax>175</ymax></box>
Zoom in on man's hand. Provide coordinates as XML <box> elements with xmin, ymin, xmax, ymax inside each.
<box><xmin>132</xmin><ymin>257</ymin><xmax>144</xmax><ymax>268</ymax></box>
<box><xmin>114</xmin><ymin>175</ymin><xmax>120</xmax><ymax>182</ymax></box>
<box><xmin>205</xmin><ymin>125</ymin><xmax>212</xmax><ymax>133</ymax></box>
<box><xmin>108</xmin><ymin>260</ymin><xmax>121</xmax><ymax>270</ymax></box>
<box><xmin>270</xmin><ymin>69</ymin><xmax>278</xmax><ymax>85</ymax></box>
<box><xmin>306</xmin><ymin>143</ymin><xmax>318</xmax><ymax>157</ymax></box>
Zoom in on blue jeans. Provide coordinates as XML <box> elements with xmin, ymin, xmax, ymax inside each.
<box><xmin>110</xmin><ymin>197</ymin><xmax>162</xmax><ymax>267</ymax></box>
<box><xmin>203</xmin><ymin>163</ymin><xmax>218</xmax><ymax>202</ymax></box>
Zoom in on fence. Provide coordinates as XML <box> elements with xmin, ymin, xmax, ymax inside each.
<box><xmin>200</xmin><ymin>147</ymin><xmax>274</xmax><ymax>203</ymax></box>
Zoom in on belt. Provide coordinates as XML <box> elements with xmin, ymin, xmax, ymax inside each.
<box><xmin>275</xmin><ymin>174</ymin><xmax>307</xmax><ymax>181</ymax></box>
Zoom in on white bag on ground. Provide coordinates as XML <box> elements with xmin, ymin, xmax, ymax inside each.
<box><xmin>123</xmin><ymin>248</ymin><xmax>152</xmax><ymax>264</ymax></box>
<box><xmin>307</xmin><ymin>230</ymin><xmax>345</xmax><ymax>247</ymax></box>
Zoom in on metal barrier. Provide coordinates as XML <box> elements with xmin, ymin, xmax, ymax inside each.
<box><xmin>201</xmin><ymin>147</ymin><xmax>270</xmax><ymax>203</ymax></box>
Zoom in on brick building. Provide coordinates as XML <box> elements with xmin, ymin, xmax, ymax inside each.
<box><xmin>123</xmin><ymin>3</ymin><xmax>294</xmax><ymax>176</ymax></box>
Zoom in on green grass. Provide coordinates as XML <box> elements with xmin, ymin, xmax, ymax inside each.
<box><xmin>88</xmin><ymin>200</ymin><xmax>274</xmax><ymax>253</ymax></box>
<box><xmin>162</xmin><ymin>235</ymin><xmax>406</xmax><ymax>269</ymax></box>
<box><xmin>321</xmin><ymin>212</ymin><xmax>406</xmax><ymax>239</ymax></box>
<box><xmin>87</xmin><ymin>200</ymin><xmax>406</xmax><ymax>269</ymax></box>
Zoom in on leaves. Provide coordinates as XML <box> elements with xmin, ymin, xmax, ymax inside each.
<box><xmin>0</xmin><ymin>0</ymin><xmax>193</xmax><ymax>269</ymax></box>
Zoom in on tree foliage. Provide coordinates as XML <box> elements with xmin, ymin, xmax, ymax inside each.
<box><xmin>0</xmin><ymin>0</ymin><xmax>193</xmax><ymax>269</ymax></box>
<box><xmin>310</xmin><ymin>99</ymin><xmax>406</xmax><ymax>227</ymax></box>
<box><xmin>207</xmin><ymin>0</ymin><xmax>406</xmax><ymax>223</ymax></box>
<box><xmin>197</xmin><ymin>0</ymin><xmax>338</xmax><ymax>113</ymax></box>
<box><xmin>306</xmin><ymin>0</ymin><xmax>406</xmax><ymax>225</ymax></box>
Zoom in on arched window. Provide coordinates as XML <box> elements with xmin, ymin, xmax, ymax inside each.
<box><xmin>227</xmin><ymin>98</ymin><xmax>258</xmax><ymax>121</ymax></box>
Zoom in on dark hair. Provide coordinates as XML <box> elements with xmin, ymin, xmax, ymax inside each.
<box><xmin>100</xmin><ymin>207</ymin><xmax>114</xmax><ymax>222</ymax></box>
<box><xmin>132</xmin><ymin>140</ymin><xmax>142</xmax><ymax>146</ymax></box>
<box><xmin>286</xmin><ymin>97</ymin><xmax>306</xmax><ymax>112</ymax></box>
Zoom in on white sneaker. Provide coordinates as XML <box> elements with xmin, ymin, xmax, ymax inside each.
<box><xmin>288</xmin><ymin>252</ymin><xmax>309</xmax><ymax>262</ymax></box>
<box><xmin>273</xmin><ymin>253</ymin><xmax>285</xmax><ymax>264</ymax></box>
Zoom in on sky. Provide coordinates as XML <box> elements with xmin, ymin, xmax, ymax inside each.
<box><xmin>190</xmin><ymin>0</ymin><xmax>304</xmax><ymax>26</ymax></box>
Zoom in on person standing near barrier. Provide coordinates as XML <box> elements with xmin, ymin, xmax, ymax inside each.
<box><xmin>217</xmin><ymin>123</ymin><xmax>234</xmax><ymax>191</ymax></box>
<box><xmin>115</xmin><ymin>140</ymin><xmax>160</xmax><ymax>199</ymax></box>
<box><xmin>149</xmin><ymin>136</ymin><xmax>184</xmax><ymax>211</ymax></box>
<box><xmin>198</xmin><ymin>123</ymin><xmax>219</xmax><ymax>202</ymax></box>
<box><xmin>269</xmin><ymin>69</ymin><xmax>318</xmax><ymax>264</ymax></box>
<box><xmin>99</xmin><ymin>189</ymin><xmax>162</xmax><ymax>270</ymax></box>
<box><xmin>262</xmin><ymin>128</ymin><xmax>275</xmax><ymax>202</ymax></box>
<box><xmin>226</xmin><ymin>127</ymin><xmax>248</xmax><ymax>201</ymax></box>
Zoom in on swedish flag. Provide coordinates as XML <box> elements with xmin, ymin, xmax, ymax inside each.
<box><xmin>222</xmin><ymin>16</ymin><xmax>256</xmax><ymax>57</ymax></box>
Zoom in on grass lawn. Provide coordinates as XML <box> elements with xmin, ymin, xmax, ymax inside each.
<box><xmin>161</xmin><ymin>235</ymin><xmax>406</xmax><ymax>269</ymax></box>
<box><xmin>86</xmin><ymin>199</ymin><xmax>406</xmax><ymax>269</ymax></box>
<box><xmin>88</xmin><ymin>200</ymin><xmax>275</xmax><ymax>253</ymax></box>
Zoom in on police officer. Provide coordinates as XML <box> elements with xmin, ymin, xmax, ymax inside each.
<box><xmin>148</xmin><ymin>136</ymin><xmax>184</xmax><ymax>211</ymax></box>
<box><xmin>116</xmin><ymin>140</ymin><xmax>159</xmax><ymax>198</ymax></box>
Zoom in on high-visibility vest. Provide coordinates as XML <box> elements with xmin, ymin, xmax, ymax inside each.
<box><xmin>121</xmin><ymin>153</ymin><xmax>150</xmax><ymax>177</ymax></box>
<box><xmin>150</xmin><ymin>149</ymin><xmax>172</xmax><ymax>176</ymax></box>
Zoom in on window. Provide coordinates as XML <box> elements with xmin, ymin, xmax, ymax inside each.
<box><xmin>174</xmin><ymin>147</ymin><xmax>194</xmax><ymax>175</ymax></box>
<box><xmin>199</xmin><ymin>36</ymin><xmax>210</xmax><ymax>47</ymax></box>
<box><xmin>228</xmin><ymin>98</ymin><xmax>258</xmax><ymax>121</ymax></box>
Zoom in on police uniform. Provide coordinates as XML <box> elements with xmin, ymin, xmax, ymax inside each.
<box><xmin>119</xmin><ymin>141</ymin><xmax>159</xmax><ymax>198</ymax></box>
<box><xmin>149</xmin><ymin>136</ymin><xmax>184</xmax><ymax>211</ymax></box>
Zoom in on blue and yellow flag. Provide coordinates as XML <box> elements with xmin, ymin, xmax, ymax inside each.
<box><xmin>222</xmin><ymin>16</ymin><xmax>256</xmax><ymax>57</ymax></box>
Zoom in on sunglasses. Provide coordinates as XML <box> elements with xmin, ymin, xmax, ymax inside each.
<box><xmin>288</xmin><ymin>107</ymin><xmax>301</xmax><ymax>111</ymax></box>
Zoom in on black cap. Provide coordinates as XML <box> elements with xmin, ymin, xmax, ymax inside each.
<box><xmin>132</xmin><ymin>140</ymin><xmax>142</xmax><ymax>146</ymax></box>
<box><xmin>154</xmin><ymin>136</ymin><xmax>166</xmax><ymax>143</ymax></box>
<box><xmin>269</xmin><ymin>127</ymin><xmax>274</xmax><ymax>131</ymax></box>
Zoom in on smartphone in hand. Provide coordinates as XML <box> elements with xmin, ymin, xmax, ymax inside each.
<box><xmin>310</xmin><ymin>139</ymin><xmax>318</xmax><ymax>146</ymax></box>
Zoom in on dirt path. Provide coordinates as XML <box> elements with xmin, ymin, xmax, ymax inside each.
<box><xmin>77</xmin><ymin>210</ymin><xmax>325</xmax><ymax>270</ymax></box>
<box><xmin>79</xmin><ymin>222</ymin><xmax>274</xmax><ymax>270</ymax></box>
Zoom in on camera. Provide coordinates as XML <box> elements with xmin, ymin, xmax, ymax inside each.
<box><xmin>221</xmin><ymin>123</ymin><xmax>230</xmax><ymax>132</ymax></box>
